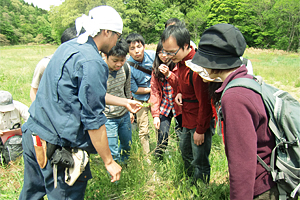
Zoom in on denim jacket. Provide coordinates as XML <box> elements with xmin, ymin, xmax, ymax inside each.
<box><xmin>25</xmin><ymin>37</ymin><xmax>108</xmax><ymax>153</ymax></box>
<box><xmin>128</xmin><ymin>50</ymin><xmax>156</xmax><ymax>101</ymax></box>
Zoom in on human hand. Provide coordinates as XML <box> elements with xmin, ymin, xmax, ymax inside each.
<box><xmin>193</xmin><ymin>131</ymin><xmax>205</xmax><ymax>146</ymax></box>
<box><xmin>175</xmin><ymin>93</ymin><xmax>183</xmax><ymax>106</ymax></box>
<box><xmin>126</xmin><ymin>99</ymin><xmax>142</xmax><ymax>113</ymax></box>
<box><xmin>105</xmin><ymin>160</ymin><xmax>122</xmax><ymax>182</ymax></box>
<box><xmin>130</xmin><ymin>113</ymin><xmax>135</xmax><ymax>123</ymax></box>
<box><xmin>153</xmin><ymin>117</ymin><xmax>160</xmax><ymax>129</ymax></box>
<box><xmin>158</xmin><ymin>64</ymin><xmax>170</xmax><ymax>77</ymax></box>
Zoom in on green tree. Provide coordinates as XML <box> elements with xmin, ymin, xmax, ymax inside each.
<box><xmin>271</xmin><ymin>0</ymin><xmax>300</xmax><ymax>51</ymax></box>
<box><xmin>185</xmin><ymin>1</ymin><xmax>210</xmax><ymax>44</ymax></box>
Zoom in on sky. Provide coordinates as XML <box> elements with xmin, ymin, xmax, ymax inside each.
<box><xmin>24</xmin><ymin>0</ymin><xmax>65</xmax><ymax>11</ymax></box>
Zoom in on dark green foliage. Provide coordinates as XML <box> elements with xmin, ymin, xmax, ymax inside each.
<box><xmin>0</xmin><ymin>0</ymin><xmax>299</xmax><ymax>51</ymax></box>
<box><xmin>0</xmin><ymin>0</ymin><xmax>55</xmax><ymax>45</ymax></box>
<box><xmin>207</xmin><ymin>0</ymin><xmax>299</xmax><ymax>51</ymax></box>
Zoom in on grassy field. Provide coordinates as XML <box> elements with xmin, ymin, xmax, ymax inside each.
<box><xmin>0</xmin><ymin>45</ymin><xmax>299</xmax><ymax>200</ymax></box>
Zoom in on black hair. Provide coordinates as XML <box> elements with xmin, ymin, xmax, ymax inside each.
<box><xmin>208</xmin><ymin>82</ymin><xmax>222</xmax><ymax>106</ymax></box>
<box><xmin>61</xmin><ymin>26</ymin><xmax>77</xmax><ymax>44</ymax></box>
<box><xmin>125</xmin><ymin>33</ymin><xmax>145</xmax><ymax>46</ymax></box>
<box><xmin>60</xmin><ymin>26</ymin><xmax>87</xmax><ymax>44</ymax></box>
<box><xmin>152</xmin><ymin>40</ymin><xmax>176</xmax><ymax>82</ymax></box>
<box><xmin>207</xmin><ymin>66</ymin><xmax>239</xmax><ymax>106</ymax></box>
<box><xmin>161</xmin><ymin>25</ymin><xmax>190</xmax><ymax>50</ymax></box>
<box><xmin>165</xmin><ymin>18</ymin><xmax>185</xmax><ymax>28</ymax></box>
<box><xmin>106</xmin><ymin>38</ymin><xmax>129</xmax><ymax>58</ymax></box>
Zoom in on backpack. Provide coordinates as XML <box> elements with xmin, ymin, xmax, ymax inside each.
<box><xmin>1</xmin><ymin>135</ymin><xmax>23</xmax><ymax>164</ymax></box>
<box><xmin>219</xmin><ymin>76</ymin><xmax>300</xmax><ymax>200</ymax></box>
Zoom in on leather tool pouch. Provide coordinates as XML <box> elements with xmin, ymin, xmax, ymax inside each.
<box><xmin>32</xmin><ymin>135</ymin><xmax>47</xmax><ymax>168</ymax></box>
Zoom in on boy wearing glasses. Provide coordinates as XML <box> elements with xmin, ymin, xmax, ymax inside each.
<box><xmin>125</xmin><ymin>33</ymin><xmax>156</xmax><ymax>154</ymax></box>
<box><xmin>161</xmin><ymin>25</ymin><xmax>213</xmax><ymax>184</ymax></box>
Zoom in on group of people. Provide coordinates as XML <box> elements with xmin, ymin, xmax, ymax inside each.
<box><xmin>0</xmin><ymin>4</ymin><xmax>283</xmax><ymax>200</ymax></box>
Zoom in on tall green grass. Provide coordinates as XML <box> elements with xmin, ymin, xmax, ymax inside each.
<box><xmin>0</xmin><ymin>45</ymin><xmax>299</xmax><ymax>199</ymax></box>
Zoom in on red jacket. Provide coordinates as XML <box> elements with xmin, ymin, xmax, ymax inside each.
<box><xmin>150</xmin><ymin>65</ymin><xmax>182</xmax><ymax>118</ymax></box>
<box><xmin>177</xmin><ymin>48</ymin><xmax>212</xmax><ymax>134</ymax></box>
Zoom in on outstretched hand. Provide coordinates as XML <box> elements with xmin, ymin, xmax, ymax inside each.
<box><xmin>126</xmin><ymin>99</ymin><xmax>142</xmax><ymax>113</ymax></box>
<box><xmin>105</xmin><ymin>160</ymin><xmax>122</xmax><ymax>182</ymax></box>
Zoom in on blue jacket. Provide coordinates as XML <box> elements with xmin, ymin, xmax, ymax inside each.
<box><xmin>24</xmin><ymin>37</ymin><xmax>108</xmax><ymax>153</ymax></box>
<box><xmin>127</xmin><ymin>50</ymin><xmax>156</xmax><ymax>101</ymax></box>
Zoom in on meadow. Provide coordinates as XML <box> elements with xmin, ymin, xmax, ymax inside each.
<box><xmin>0</xmin><ymin>45</ymin><xmax>299</xmax><ymax>200</ymax></box>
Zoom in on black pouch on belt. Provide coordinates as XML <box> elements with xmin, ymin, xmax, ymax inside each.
<box><xmin>46</xmin><ymin>142</ymin><xmax>60</xmax><ymax>160</ymax></box>
<box><xmin>50</xmin><ymin>147</ymin><xmax>74</xmax><ymax>168</ymax></box>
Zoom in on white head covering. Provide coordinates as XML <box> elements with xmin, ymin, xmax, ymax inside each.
<box><xmin>0</xmin><ymin>91</ymin><xmax>15</xmax><ymax>112</ymax></box>
<box><xmin>75</xmin><ymin>6</ymin><xmax>123</xmax><ymax>44</ymax></box>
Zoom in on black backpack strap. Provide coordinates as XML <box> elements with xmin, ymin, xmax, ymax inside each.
<box><xmin>123</xmin><ymin>62</ymin><xmax>130</xmax><ymax>98</ymax></box>
<box><xmin>182</xmin><ymin>69</ymin><xmax>198</xmax><ymax>103</ymax></box>
<box><xmin>189</xmin><ymin>69</ymin><xmax>194</xmax><ymax>88</ymax></box>
<box><xmin>123</xmin><ymin>62</ymin><xmax>129</xmax><ymax>80</ymax></box>
<box><xmin>127</xmin><ymin>61</ymin><xmax>152</xmax><ymax>75</ymax></box>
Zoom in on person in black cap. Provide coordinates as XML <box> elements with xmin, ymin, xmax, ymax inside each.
<box><xmin>187</xmin><ymin>23</ymin><xmax>278</xmax><ymax>199</ymax></box>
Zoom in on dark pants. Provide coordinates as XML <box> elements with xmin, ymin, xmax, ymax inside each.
<box><xmin>154</xmin><ymin>113</ymin><xmax>182</xmax><ymax>159</ymax></box>
<box><xmin>19</xmin><ymin>128</ymin><xmax>91</xmax><ymax>200</ymax></box>
<box><xmin>178</xmin><ymin>127</ymin><xmax>212</xmax><ymax>184</ymax></box>
<box><xmin>154</xmin><ymin>113</ymin><xmax>172</xmax><ymax>159</ymax></box>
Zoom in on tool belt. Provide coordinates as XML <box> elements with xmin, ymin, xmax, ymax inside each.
<box><xmin>32</xmin><ymin>134</ymin><xmax>89</xmax><ymax>187</ymax></box>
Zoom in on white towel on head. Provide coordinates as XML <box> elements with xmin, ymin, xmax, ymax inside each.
<box><xmin>75</xmin><ymin>6</ymin><xmax>123</xmax><ymax>44</ymax></box>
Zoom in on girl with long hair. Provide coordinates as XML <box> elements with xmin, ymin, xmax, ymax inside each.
<box><xmin>150</xmin><ymin>40</ymin><xmax>182</xmax><ymax>160</ymax></box>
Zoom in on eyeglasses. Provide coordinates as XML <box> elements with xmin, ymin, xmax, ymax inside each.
<box><xmin>113</xmin><ymin>31</ymin><xmax>122</xmax><ymax>42</ymax></box>
<box><xmin>162</xmin><ymin>47</ymin><xmax>180</xmax><ymax>56</ymax></box>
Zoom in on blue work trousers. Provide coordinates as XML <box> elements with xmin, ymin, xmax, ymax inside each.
<box><xmin>19</xmin><ymin>128</ymin><xmax>91</xmax><ymax>200</ymax></box>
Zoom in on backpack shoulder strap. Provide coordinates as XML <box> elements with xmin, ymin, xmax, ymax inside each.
<box><xmin>127</xmin><ymin>61</ymin><xmax>152</xmax><ymax>75</ymax></box>
<box><xmin>123</xmin><ymin>62</ymin><xmax>129</xmax><ymax>81</ymax></box>
<box><xmin>221</xmin><ymin>77</ymin><xmax>262</xmax><ymax>98</ymax></box>
<box><xmin>189</xmin><ymin>69</ymin><xmax>194</xmax><ymax>88</ymax></box>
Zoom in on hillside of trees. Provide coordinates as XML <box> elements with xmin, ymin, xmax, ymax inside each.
<box><xmin>0</xmin><ymin>0</ymin><xmax>299</xmax><ymax>52</ymax></box>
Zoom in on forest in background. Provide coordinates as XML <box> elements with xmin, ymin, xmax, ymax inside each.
<box><xmin>0</xmin><ymin>0</ymin><xmax>299</xmax><ymax>52</ymax></box>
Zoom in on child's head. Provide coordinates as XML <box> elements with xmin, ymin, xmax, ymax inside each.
<box><xmin>105</xmin><ymin>38</ymin><xmax>129</xmax><ymax>71</ymax></box>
